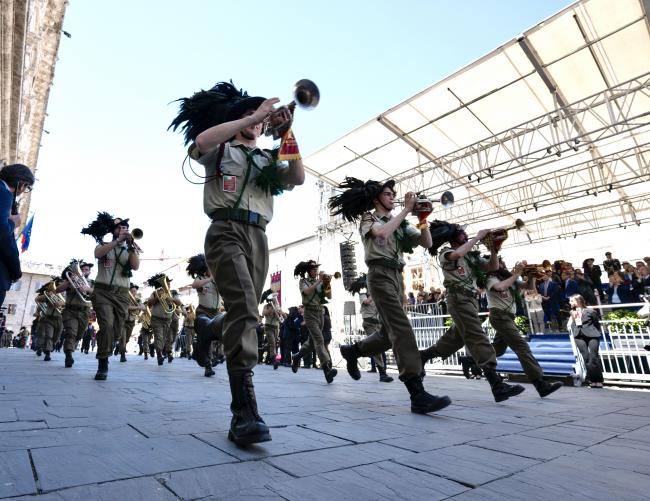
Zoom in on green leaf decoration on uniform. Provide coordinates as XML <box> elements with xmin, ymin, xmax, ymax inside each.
<box><xmin>254</xmin><ymin>147</ymin><xmax>285</xmax><ymax>196</ymax></box>
<box><xmin>396</xmin><ymin>220</ymin><xmax>415</xmax><ymax>254</ymax></box>
<box><xmin>465</xmin><ymin>250</ymin><xmax>487</xmax><ymax>287</ymax></box>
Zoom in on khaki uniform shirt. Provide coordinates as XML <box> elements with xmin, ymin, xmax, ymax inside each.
<box><xmin>439</xmin><ymin>246</ymin><xmax>486</xmax><ymax>294</ymax></box>
<box><xmin>65</xmin><ymin>283</ymin><xmax>90</xmax><ymax>309</ymax></box>
<box><xmin>94</xmin><ymin>243</ymin><xmax>131</xmax><ymax>289</ymax></box>
<box><xmin>193</xmin><ymin>140</ymin><xmax>292</xmax><ymax>224</ymax></box>
<box><xmin>300</xmin><ymin>277</ymin><xmax>322</xmax><ymax>308</ymax></box>
<box><xmin>486</xmin><ymin>276</ymin><xmax>517</xmax><ymax>315</ymax></box>
<box><xmin>359</xmin><ymin>211</ymin><xmax>420</xmax><ymax>267</ymax></box>
<box><xmin>359</xmin><ymin>292</ymin><xmax>379</xmax><ymax>320</ymax></box>
<box><xmin>263</xmin><ymin>304</ymin><xmax>279</xmax><ymax>327</ymax></box>
<box><xmin>198</xmin><ymin>280</ymin><xmax>220</xmax><ymax>310</ymax></box>
<box><xmin>149</xmin><ymin>294</ymin><xmax>173</xmax><ymax>320</ymax></box>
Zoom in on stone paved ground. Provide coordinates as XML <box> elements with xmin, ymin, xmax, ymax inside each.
<box><xmin>1</xmin><ymin>348</ymin><xmax>650</xmax><ymax>500</ymax></box>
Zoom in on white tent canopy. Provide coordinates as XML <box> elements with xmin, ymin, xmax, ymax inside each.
<box><xmin>305</xmin><ymin>0</ymin><xmax>650</xmax><ymax>246</ymax></box>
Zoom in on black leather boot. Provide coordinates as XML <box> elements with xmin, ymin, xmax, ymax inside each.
<box><xmin>149</xmin><ymin>345</ymin><xmax>155</xmax><ymax>357</ymax></box>
<box><xmin>322</xmin><ymin>362</ymin><xmax>337</xmax><ymax>384</ymax></box>
<box><xmin>44</xmin><ymin>351</ymin><xmax>51</xmax><ymax>361</ymax></box>
<box><xmin>458</xmin><ymin>355</ymin><xmax>473</xmax><ymax>379</ymax></box>
<box><xmin>484</xmin><ymin>368</ymin><xmax>525</xmax><ymax>402</ymax></box>
<box><xmin>144</xmin><ymin>351</ymin><xmax>149</xmax><ymax>360</ymax></box>
<box><xmin>339</xmin><ymin>344</ymin><xmax>362</xmax><ymax>380</ymax></box>
<box><xmin>291</xmin><ymin>352</ymin><xmax>303</xmax><ymax>373</ymax></box>
<box><xmin>228</xmin><ymin>371</ymin><xmax>271</xmax><ymax>445</ymax></box>
<box><xmin>120</xmin><ymin>353</ymin><xmax>127</xmax><ymax>363</ymax></box>
<box><xmin>378</xmin><ymin>366</ymin><xmax>394</xmax><ymax>383</ymax></box>
<box><xmin>167</xmin><ymin>354</ymin><xmax>173</xmax><ymax>363</ymax></box>
<box><xmin>156</xmin><ymin>349</ymin><xmax>164</xmax><ymax>366</ymax></box>
<box><xmin>194</xmin><ymin>313</ymin><xmax>225</xmax><ymax>368</ymax></box>
<box><xmin>419</xmin><ymin>346</ymin><xmax>439</xmax><ymax>367</ymax></box>
<box><xmin>533</xmin><ymin>379</ymin><xmax>563</xmax><ymax>398</ymax></box>
<box><xmin>204</xmin><ymin>364</ymin><xmax>215</xmax><ymax>377</ymax></box>
<box><xmin>64</xmin><ymin>350</ymin><xmax>74</xmax><ymax>368</ymax></box>
<box><xmin>404</xmin><ymin>377</ymin><xmax>451</xmax><ymax>414</ymax></box>
<box><xmin>36</xmin><ymin>349</ymin><xmax>42</xmax><ymax>356</ymax></box>
<box><xmin>94</xmin><ymin>358</ymin><xmax>109</xmax><ymax>380</ymax></box>
<box><xmin>113</xmin><ymin>346</ymin><xmax>119</xmax><ymax>356</ymax></box>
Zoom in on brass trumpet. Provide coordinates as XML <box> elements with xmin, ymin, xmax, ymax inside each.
<box><xmin>127</xmin><ymin>228</ymin><xmax>143</xmax><ymax>253</ymax></box>
<box><xmin>65</xmin><ymin>260</ymin><xmax>92</xmax><ymax>304</ymax></box>
<box><xmin>154</xmin><ymin>276</ymin><xmax>176</xmax><ymax>315</ymax></box>
<box><xmin>480</xmin><ymin>219</ymin><xmax>526</xmax><ymax>253</ymax></box>
<box><xmin>396</xmin><ymin>191</ymin><xmax>454</xmax><ymax>212</ymax></box>
<box><xmin>264</xmin><ymin>79</ymin><xmax>320</xmax><ymax>139</ymax></box>
<box><xmin>321</xmin><ymin>271</ymin><xmax>342</xmax><ymax>300</ymax></box>
<box><xmin>43</xmin><ymin>282</ymin><xmax>66</xmax><ymax>313</ymax></box>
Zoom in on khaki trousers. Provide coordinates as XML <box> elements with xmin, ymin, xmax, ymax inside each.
<box><xmin>489</xmin><ymin>308</ymin><xmax>544</xmax><ymax>381</ymax></box>
<box><xmin>204</xmin><ymin>220</ymin><xmax>268</xmax><ymax>373</ymax></box>
<box><xmin>264</xmin><ymin>324</ymin><xmax>279</xmax><ymax>357</ymax></box>
<box><xmin>185</xmin><ymin>325</ymin><xmax>194</xmax><ymax>355</ymax></box>
<box><xmin>40</xmin><ymin>315</ymin><xmax>62</xmax><ymax>353</ymax></box>
<box><xmin>120</xmin><ymin>320</ymin><xmax>136</xmax><ymax>354</ymax></box>
<box><xmin>151</xmin><ymin>317</ymin><xmax>171</xmax><ymax>353</ymax></box>
<box><xmin>358</xmin><ymin>264</ymin><xmax>422</xmax><ymax>382</ymax></box>
<box><xmin>62</xmin><ymin>307</ymin><xmax>90</xmax><ymax>353</ymax></box>
<box><xmin>300</xmin><ymin>306</ymin><xmax>330</xmax><ymax>365</ymax></box>
<box><xmin>434</xmin><ymin>294</ymin><xmax>497</xmax><ymax>369</ymax></box>
<box><xmin>91</xmin><ymin>287</ymin><xmax>129</xmax><ymax>360</ymax></box>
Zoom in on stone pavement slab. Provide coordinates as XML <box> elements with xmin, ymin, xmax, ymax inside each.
<box><xmin>2</xmin><ymin>348</ymin><xmax>650</xmax><ymax>500</ymax></box>
<box><xmin>0</xmin><ymin>449</ymin><xmax>36</xmax><ymax>498</ymax></box>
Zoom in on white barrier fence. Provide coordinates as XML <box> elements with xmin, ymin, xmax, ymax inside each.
<box><xmin>340</xmin><ymin>302</ymin><xmax>650</xmax><ymax>385</ymax></box>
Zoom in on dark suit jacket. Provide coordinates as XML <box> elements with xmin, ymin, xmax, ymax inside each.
<box><xmin>0</xmin><ymin>182</ymin><xmax>21</xmax><ymax>291</ymax></box>
<box><xmin>538</xmin><ymin>280</ymin><xmax>561</xmax><ymax>312</ymax></box>
<box><xmin>607</xmin><ymin>285</ymin><xmax>635</xmax><ymax>304</ymax></box>
<box><xmin>563</xmin><ymin>279</ymin><xmax>581</xmax><ymax>300</ymax></box>
<box><xmin>569</xmin><ymin>308</ymin><xmax>601</xmax><ymax>338</ymax></box>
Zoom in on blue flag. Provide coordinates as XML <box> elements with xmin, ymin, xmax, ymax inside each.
<box><xmin>20</xmin><ymin>214</ymin><xmax>34</xmax><ymax>253</ymax></box>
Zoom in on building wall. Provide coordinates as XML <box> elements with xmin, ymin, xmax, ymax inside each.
<box><xmin>2</xmin><ymin>262</ymin><xmax>62</xmax><ymax>333</ymax></box>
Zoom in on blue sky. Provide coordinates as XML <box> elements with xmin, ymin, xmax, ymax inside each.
<box><xmin>28</xmin><ymin>0</ymin><xmax>573</xmax><ymax>279</ymax></box>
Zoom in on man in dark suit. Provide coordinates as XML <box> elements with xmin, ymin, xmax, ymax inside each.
<box><xmin>0</xmin><ymin>164</ymin><xmax>35</xmax><ymax>308</ymax></box>
<box><xmin>603</xmin><ymin>252</ymin><xmax>621</xmax><ymax>275</ymax></box>
<box><xmin>583</xmin><ymin>258</ymin><xmax>604</xmax><ymax>302</ymax></box>
<box><xmin>538</xmin><ymin>270</ymin><xmax>561</xmax><ymax>331</ymax></box>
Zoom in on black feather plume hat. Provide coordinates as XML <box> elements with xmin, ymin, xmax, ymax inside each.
<box><xmin>81</xmin><ymin>212</ymin><xmax>120</xmax><ymax>244</ymax></box>
<box><xmin>294</xmin><ymin>260</ymin><xmax>320</xmax><ymax>278</ymax></box>
<box><xmin>186</xmin><ymin>254</ymin><xmax>209</xmax><ymax>278</ymax></box>
<box><xmin>428</xmin><ymin>220</ymin><xmax>466</xmax><ymax>256</ymax></box>
<box><xmin>329</xmin><ymin>177</ymin><xmax>396</xmax><ymax>222</ymax></box>
<box><xmin>168</xmin><ymin>81</ymin><xmax>265</xmax><ymax>146</ymax></box>
<box><xmin>347</xmin><ymin>274</ymin><xmax>368</xmax><ymax>295</ymax></box>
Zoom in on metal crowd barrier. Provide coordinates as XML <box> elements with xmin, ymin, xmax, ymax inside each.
<box><xmin>337</xmin><ymin>301</ymin><xmax>650</xmax><ymax>385</ymax></box>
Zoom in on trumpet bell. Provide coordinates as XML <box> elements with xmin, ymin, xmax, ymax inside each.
<box><xmin>293</xmin><ymin>79</ymin><xmax>319</xmax><ymax>109</ymax></box>
<box><xmin>514</xmin><ymin>219</ymin><xmax>525</xmax><ymax>231</ymax></box>
<box><xmin>439</xmin><ymin>191</ymin><xmax>454</xmax><ymax>209</ymax></box>
<box><xmin>131</xmin><ymin>228</ymin><xmax>143</xmax><ymax>240</ymax></box>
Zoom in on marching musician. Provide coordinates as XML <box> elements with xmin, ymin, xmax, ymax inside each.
<box><xmin>34</xmin><ymin>279</ymin><xmax>64</xmax><ymax>362</ymax></box>
<box><xmin>170</xmin><ymin>80</ymin><xmax>305</xmax><ymax>445</ymax></box>
<box><xmin>187</xmin><ymin>254</ymin><xmax>222</xmax><ymax>377</ymax></box>
<box><xmin>330</xmin><ymin>178</ymin><xmax>450</xmax><ymax>414</ymax></box>
<box><xmin>145</xmin><ymin>274</ymin><xmax>179</xmax><ymax>366</ymax></box>
<box><xmin>348</xmin><ymin>274</ymin><xmax>393</xmax><ymax>383</ymax></box>
<box><xmin>121</xmin><ymin>283</ymin><xmax>143</xmax><ymax>363</ymax></box>
<box><xmin>57</xmin><ymin>260</ymin><xmax>94</xmax><ymax>368</ymax></box>
<box><xmin>483</xmin><ymin>258</ymin><xmax>563</xmax><ymax>397</ymax></box>
<box><xmin>290</xmin><ymin>261</ymin><xmax>337</xmax><ymax>383</ymax></box>
<box><xmin>260</xmin><ymin>289</ymin><xmax>285</xmax><ymax>370</ymax></box>
<box><xmin>168</xmin><ymin>290</ymin><xmax>184</xmax><ymax>362</ymax></box>
<box><xmin>183</xmin><ymin>304</ymin><xmax>196</xmax><ymax>360</ymax></box>
<box><xmin>81</xmin><ymin>212</ymin><xmax>140</xmax><ymax>380</ymax></box>
<box><xmin>419</xmin><ymin>222</ymin><xmax>525</xmax><ymax>403</ymax></box>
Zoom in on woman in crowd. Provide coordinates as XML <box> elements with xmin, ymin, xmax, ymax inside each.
<box><xmin>568</xmin><ymin>294</ymin><xmax>604</xmax><ymax>388</ymax></box>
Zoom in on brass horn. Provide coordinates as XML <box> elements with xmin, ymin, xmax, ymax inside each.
<box><xmin>264</xmin><ymin>79</ymin><xmax>320</xmax><ymax>139</ymax></box>
<box><xmin>128</xmin><ymin>228</ymin><xmax>143</xmax><ymax>253</ymax></box>
<box><xmin>480</xmin><ymin>219</ymin><xmax>526</xmax><ymax>253</ymax></box>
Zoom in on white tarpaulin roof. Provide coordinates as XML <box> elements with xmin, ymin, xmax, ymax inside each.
<box><xmin>305</xmin><ymin>0</ymin><xmax>650</xmax><ymax>245</ymax></box>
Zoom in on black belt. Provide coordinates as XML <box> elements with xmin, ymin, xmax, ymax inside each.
<box><xmin>367</xmin><ymin>258</ymin><xmax>404</xmax><ymax>272</ymax></box>
<box><xmin>210</xmin><ymin>208</ymin><xmax>267</xmax><ymax>230</ymax></box>
<box><xmin>94</xmin><ymin>282</ymin><xmax>130</xmax><ymax>296</ymax></box>
<box><xmin>446</xmin><ymin>285</ymin><xmax>476</xmax><ymax>299</ymax></box>
<box><xmin>489</xmin><ymin>307</ymin><xmax>515</xmax><ymax>319</ymax></box>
